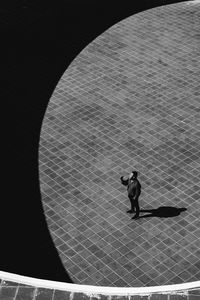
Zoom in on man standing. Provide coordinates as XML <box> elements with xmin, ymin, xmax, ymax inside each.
<box><xmin>120</xmin><ymin>171</ymin><xmax>141</xmax><ymax>219</ymax></box>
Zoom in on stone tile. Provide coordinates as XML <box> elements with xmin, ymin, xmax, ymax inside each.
<box><xmin>188</xmin><ymin>296</ymin><xmax>200</xmax><ymax>300</ymax></box>
<box><xmin>73</xmin><ymin>271</ymin><xmax>88</xmax><ymax>282</ymax></box>
<box><xmin>138</xmin><ymin>274</ymin><xmax>152</xmax><ymax>285</ymax></box>
<box><xmin>91</xmin><ymin>296</ymin><xmax>109</xmax><ymax>300</ymax></box>
<box><xmin>129</xmin><ymin>296</ymin><xmax>149</xmax><ymax>300</ymax></box>
<box><xmin>15</xmin><ymin>287</ymin><xmax>36</xmax><ymax>300</ymax></box>
<box><xmin>107</xmin><ymin>272</ymin><xmax>121</xmax><ymax>283</ymax></box>
<box><xmin>73</xmin><ymin>293</ymin><xmax>90</xmax><ymax>300</ymax></box>
<box><xmin>35</xmin><ymin>288</ymin><xmax>54</xmax><ymax>300</ymax></box>
<box><xmin>150</xmin><ymin>295</ymin><xmax>168</xmax><ymax>300</ymax></box>
<box><xmin>188</xmin><ymin>289</ymin><xmax>200</xmax><ymax>296</ymax></box>
<box><xmin>53</xmin><ymin>290</ymin><xmax>71</xmax><ymax>300</ymax></box>
<box><xmin>0</xmin><ymin>287</ymin><xmax>18</xmax><ymax>300</ymax></box>
<box><xmin>96</xmin><ymin>278</ymin><xmax>113</xmax><ymax>286</ymax></box>
<box><xmin>112</xmin><ymin>296</ymin><xmax>128</xmax><ymax>300</ymax></box>
<box><xmin>169</xmin><ymin>295</ymin><xmax>188</xmax><ymax>300</ymax></box>
<box><xmin>113</xmin><ymin>279</ymin><xmax>129</xmax><ymax>287</ymax></box>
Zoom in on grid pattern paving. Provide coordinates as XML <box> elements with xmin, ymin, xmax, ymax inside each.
<box><xmin>39</xmin><ymin>1</ymin><xmax>200</xmax><ymax>287</ymax></box>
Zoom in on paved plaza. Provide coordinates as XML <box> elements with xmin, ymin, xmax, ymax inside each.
<box><xmin>39</xmin><ymin>1</ymin><xmax>200</xmax><ymax>287</ymax></box>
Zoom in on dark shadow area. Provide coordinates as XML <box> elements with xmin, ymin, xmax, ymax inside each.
<box><xmin>139</xmin><ymin>207</ymin><xmax>187</xmax><ymax>218</ymax></box>
<box><xmin>0</xmin><ymin>0</ymin><xmax>190</xmax><ymax>283</ymax></box>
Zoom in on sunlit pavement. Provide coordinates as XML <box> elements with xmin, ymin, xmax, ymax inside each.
<box><xmin>39</xmin><ymin>1</ymin><xmax>200</xmax><ymax>287</ymax></box>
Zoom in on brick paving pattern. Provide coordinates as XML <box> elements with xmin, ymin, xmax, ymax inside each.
<box><xmin>39</xmin><ymin>1</ymin><xmax>200</xmax><ymax>287</ymax></box>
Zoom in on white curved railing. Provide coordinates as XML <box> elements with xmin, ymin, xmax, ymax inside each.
<box><xmin>0</xmin><ymin>271</ymin><xmax>200</xmax><ymax>297</ymax></box>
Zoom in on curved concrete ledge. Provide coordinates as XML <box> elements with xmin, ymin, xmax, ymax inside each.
<box><xmin>0</xmin><ymin>271</ymin><xmax>200</xmax><ymax>299</ymax></box>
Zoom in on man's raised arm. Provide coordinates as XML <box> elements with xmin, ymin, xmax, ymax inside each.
<box><xmin>120</xmin><ymin>176</ymin><xmax>129</xmax><ymax>186</ymax></box>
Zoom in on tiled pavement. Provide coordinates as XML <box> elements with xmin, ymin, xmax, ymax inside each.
<box><xmin>39</xmin><ymin>1</ymin><xmax>200</xmax><ymax>287</ymax></box>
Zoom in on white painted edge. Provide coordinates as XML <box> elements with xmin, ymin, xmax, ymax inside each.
<box><xmin>190</xmin><ymin>0</ymin><xmax>200</xmax><ymax>4</ymax></box>
<box><xmin>0</xmin><ymin>271</ymin><xmax>200</xmax><ymax>295</ymax></box>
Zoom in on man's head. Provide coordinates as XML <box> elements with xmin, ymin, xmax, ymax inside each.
<box><xmin>129</xmin><ymin>171</ymin><xmax>138</xmax><ymax>179</ymax></box>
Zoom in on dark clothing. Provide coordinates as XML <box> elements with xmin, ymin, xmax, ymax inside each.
<box><xmin>128</xmin><ymin>193</ymin><xmax>140</xmax><ymax>217</ymax></box>
<box><xmin>121</xmin><ymin>176</ymin><xmax>141</xmax><ymax>218</ymax></box>
<box><xmin>121</xmin><ymin>177</ymin><xmax>141</xmax><ymax>196</ymax></box>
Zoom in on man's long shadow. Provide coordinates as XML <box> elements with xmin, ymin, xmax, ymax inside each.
<box><xmin>138</xmin><ymin>206</ymin><xmax>187</xmax><ymax>218</ymax></box>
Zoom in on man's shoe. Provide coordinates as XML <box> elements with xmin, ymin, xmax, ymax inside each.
<box><xmin>132</xmin><ymin>215</ymin><xmax>139</xmax><ymax>219</ymax></box>
<box><xmin>127</xmin><ymin>209</ymin><xmax>135</xmax><ymax>213</ymax></box>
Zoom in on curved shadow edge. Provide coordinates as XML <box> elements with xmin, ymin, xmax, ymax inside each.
<box><xmin>0</xmin><ymin>0</ymin><xmax>192</xmax><ymax>284</ymax></box>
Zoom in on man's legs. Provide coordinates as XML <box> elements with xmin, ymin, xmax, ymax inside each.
<box><xmin>132</xmin><ymin>196</ymin><xmax>140</xmax><ymax>219</ymax></box>
<box><xmin>127</xmin><ymin>195</ymin><xmax>135</xmax><ymax>213</ymax></box>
